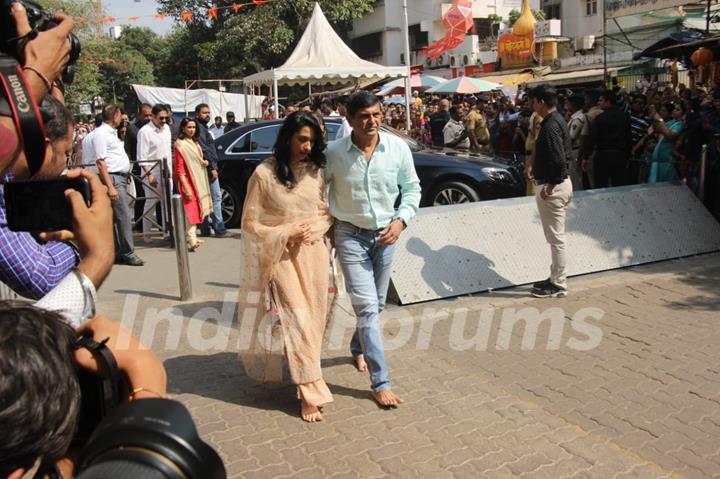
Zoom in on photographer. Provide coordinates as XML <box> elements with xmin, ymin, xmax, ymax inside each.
<box><xmin>0</xmin><ymin>302</ymin><xmax>167</xmax><ymax>479</ymax></box>
<box><xmin>1</xmin><ymin>2</ymin><xmax>113</xmax><ymax>324</ymax></box>
<box><xmin>0</xmin><ymin>96</ymin><xmax>80</xmax><ymax>299</ymax></box>
<box><xmin>0</xmin><ymin>2</ymin><xmax>75</xmax><ymax>168</ymax></box>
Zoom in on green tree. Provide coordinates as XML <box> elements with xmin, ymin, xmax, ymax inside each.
<box><xmin>507</xmin><ymin>8</ymin><xmax>545</xmax><ymax>27</ymax></box>
<box><xmin>84</xmin><ymin>37</ymin><xmax>155</xmax><ymax>108</ymax></box>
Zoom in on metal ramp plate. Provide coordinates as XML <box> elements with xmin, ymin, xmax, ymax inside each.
<box><xmin>390</xmin><ymin>183</ymin><xmax>720</xmax><ymax>304</ymax></box>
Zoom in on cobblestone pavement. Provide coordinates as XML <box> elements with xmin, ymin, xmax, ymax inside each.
<box><xmin>99</xmin><ymin>239</ymin><xmax>720</xmax><ymax>478</ymax></box>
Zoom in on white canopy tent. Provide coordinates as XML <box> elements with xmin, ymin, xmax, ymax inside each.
<box><xmin>132</xmin><ymin>84</ymin><xmax>264</xmax><ymax>121</ymax></box>
<box><xmin>243</xmin><ymin>2</ymin><xmax>408</xmax><ymax>117</ymax></box>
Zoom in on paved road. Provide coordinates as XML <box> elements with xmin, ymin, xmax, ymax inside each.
<box><xmin>99</xmin><ymin>234</ymin><xmax>720</xmax><ymax>478</ymax></box>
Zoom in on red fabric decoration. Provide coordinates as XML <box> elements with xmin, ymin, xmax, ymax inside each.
<box><xmin>420</xmin><ymin>0</ymin><xmax>473</xmax><ymax>60</ymax></box>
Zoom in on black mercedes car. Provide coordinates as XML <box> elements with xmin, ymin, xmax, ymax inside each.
<box><xmin>212</xmin><ymin>119</ymin><xmax>525</xmax><ymax>227</ymax></box>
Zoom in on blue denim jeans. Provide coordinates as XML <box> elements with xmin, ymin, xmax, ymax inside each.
<box><xmin>201</xmin><ymin>175</ymin><xmax>227</xmax><ymax>235</ymax></box>
<box><xmin>334</xmin><ymin>221</ymin><xmax>396</xmax><ymax>392</ymax></box>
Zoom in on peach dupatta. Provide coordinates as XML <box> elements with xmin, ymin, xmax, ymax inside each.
<box><xmin>237</xmin><ymin>158</ymin><xmax>335</xmax><ymax>406</ymax></box>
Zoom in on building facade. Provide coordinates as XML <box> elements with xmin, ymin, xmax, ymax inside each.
<box><xmin>349</xmin><ymin>0</ymin><xmax>540</xmax><ymax>68</ymax></box>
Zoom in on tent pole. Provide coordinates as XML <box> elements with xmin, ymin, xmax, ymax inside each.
<box><xmin>273</xmin><ymin>73</ymin><xmax>280</xmax><ymax>120</ymax></box>
<box><xmin>402</xmin><ymin>0</ymin><xmax>412</xmax><ymax>133</ymax></box>
<box><xmin>243</xmin><ymin>82</ymin><xmax>251</xmax><ymax>124</ymax></box>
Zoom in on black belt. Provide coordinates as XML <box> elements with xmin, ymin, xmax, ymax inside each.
<box><xmin>109</xmin><ymin>171</ymin><xmax>129</xmax><ymax>177</ymax></box>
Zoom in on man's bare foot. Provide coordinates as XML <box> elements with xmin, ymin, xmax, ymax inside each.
<box><xmin>371</xmin><ymin>389</ymin><xmax>405</xmax><ymax>408</ymax></box>
<box><xmin>301</xmin><ymin>401</ymin><xmax>324</xmax><ymax>422</ymax></box>
<box><xmin>353</xmin><ymin>354</ymin><xmax>368</xmax><ymax>372</ymax></box>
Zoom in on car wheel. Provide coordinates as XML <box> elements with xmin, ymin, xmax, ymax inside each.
<box><xmin>431</xmin><ymin>180</ymin><xmax>480</xmax><ymax>206</ymax></box>
<box><xmin>219</xmin><ymin>183</ymin><xmax>241</xmax><ymax>228</ymax></box>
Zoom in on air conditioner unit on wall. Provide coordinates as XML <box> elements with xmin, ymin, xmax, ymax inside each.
<box><xmin>434</xmin><ymin>54</ymin><xmax>447</xmax><ymax>66</ymax></box>
<box><xmin>462</xmin><ymin>53</ymin><xmax>480</xmax><ymax>66</ymax></box>
<box><xmin>575</xmin><ymin>35</ymin><xmax>595</xmax><ymax>52</ymax></box>
<box><xmin>449</xmin><ymin>54</ymin><xmax>459</xmax><ymax>67</ymax></box>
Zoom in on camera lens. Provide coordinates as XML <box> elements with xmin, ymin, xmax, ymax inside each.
<box><xmin>75</xmin><ymin>399</ymin><xmax>226</xmax><ymax>479</ymax></box>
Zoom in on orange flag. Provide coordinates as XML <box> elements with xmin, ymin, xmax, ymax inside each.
<box><xmin>181</xmin><ymin>10</ymin><xmax>192</xmax><ymax>22</ymax></box>
<box><xmin>155</xmin><ymin>13</ymin><xmax>167</xmax><ymax>20</ymax></box>
<box><xmin>208</xmin><ymin>7</ymin><xmax>218</xmax><ymax>20</ymax></box>
<box><xmin>233</xmin><ymin>3</ymin><xmax>243</xmax><ymax>13</ymax></box>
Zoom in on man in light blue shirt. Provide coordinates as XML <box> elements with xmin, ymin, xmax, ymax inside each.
<box><xmin>326</xmin><ymin>91</ymin><xmax>421</xmax><ymax>407</ymax></box>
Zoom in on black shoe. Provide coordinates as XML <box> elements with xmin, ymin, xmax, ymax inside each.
<box><xmin>120</xmin><ymin>254</ymin><xmax>145</xmax><ymax>266</ymax></box>
<box><xmin>214</xmin><ymin>231</ymin><xmax>229</xmax><ymax>238</ymax></box>
<box><xmin>533</xmin><ymin>278</ymin><xmax>552</xmax><ymax>289</ymax></box>
<box><xmin>531</xmin><ymin>282</ymin><xmax>567</xmax><ymax>298</ymax></box>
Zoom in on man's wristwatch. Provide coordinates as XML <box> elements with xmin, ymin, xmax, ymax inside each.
<box><xmin>392</xmin><ymin>217</ymin><xmax>407</xmax><ymax>230</ymax></box>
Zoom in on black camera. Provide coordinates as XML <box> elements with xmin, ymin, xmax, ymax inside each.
<box><xmin>75</xmin><ymin>399</ymin><xmax>226</xmax><ymax>479</ymax></box>
<box><xmin>0</xmin><ymin>0</ymin><xmax>81</xmax><ymax>84</ymax></box>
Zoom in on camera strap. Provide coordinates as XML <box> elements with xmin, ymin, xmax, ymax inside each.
<box><xmin>0</xmin><ymin>55</ymin><xmax>46</xmax><ymax>176</ymax></box>
<box><xmin>76</xmin><ymin>335</ymin><xmax>122</xmax><ymax>409</ymax></box>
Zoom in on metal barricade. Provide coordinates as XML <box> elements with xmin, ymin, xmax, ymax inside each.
<box><xmin>76</xmin><ymin>160</ymin><xmax>174</xmax><ymax>241</ymax></box>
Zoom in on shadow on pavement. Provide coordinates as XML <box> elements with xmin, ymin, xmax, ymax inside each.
<box><xmin>115</xmin><ymin>289</ymin><xmax>178</xmax><ymax>300</ymax></box>
<box><xmin>205</xmin><ymin>281</ymin><xmax>240</xmax><ymax>289</ymax></box>
<box><xmin>164</xmin><ymin>352</ymin><xmax>298</xmax><ymax>417</ymax></box>
<box><xmin>670</xmin><ymin>260</ymin><xmax>720</xmax><ymax>311</ymax></box>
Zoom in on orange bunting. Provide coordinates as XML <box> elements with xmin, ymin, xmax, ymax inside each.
<box><xmin>68</xmin><ymin>1</ymin><xmax>278</xmax><ymax>28</ymax></box>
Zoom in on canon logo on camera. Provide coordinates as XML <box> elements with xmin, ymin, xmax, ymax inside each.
<box><xmin>8</xmin><ymin>74</ymin><xmax>30</xmax><ymax>113</ymax></box>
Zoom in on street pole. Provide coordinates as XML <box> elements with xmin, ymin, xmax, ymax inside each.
<box><xmin>171</xmin><ymin>194</ymin><xmax>192</xmax><ymax>301</ymax></box>
<box><xmin>707</xmin><ymin>0</ymin><xmax>712</xmax><ymax>34</ymax></box>
<box><xmin>603</xmin><ymin>0</ymin><xmax>608</xmax><ymax>86</ymax></box>
<box><xmin>402</xmin><ymin>0</ymin><xmax>412</xmax><ymax>133</ymax></box>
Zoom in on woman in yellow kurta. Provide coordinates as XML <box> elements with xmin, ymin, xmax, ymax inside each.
<box><xmin>238</xmin><ymin>112</ymin><xmax>334</xmax><ymax>422</ymax></box>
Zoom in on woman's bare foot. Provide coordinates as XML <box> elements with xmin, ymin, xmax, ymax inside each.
<box><xmin>301</xmin><ymin>401</ymin><xmax>324</xmax><ymax>422</ymax></box>
<box><xmin>353</xmin><ymin>354</ymin><xmax>368</xmax><ymax>372</ymax></box>
<box><xmin>371</xmin><ymin>389</ymin><xmax>405</xmax><ymax>408</ymax></box>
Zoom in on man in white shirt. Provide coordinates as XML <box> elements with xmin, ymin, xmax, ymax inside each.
<box><xmin>92</xmin><ymin>104</ymin><xmax>144</xmax><ymax>266</ymax></box>
<box><xmin>334</xmin><ymin>95</ymin><xmax>353</xmax><ymax>140</ymax></box>
<box><xmin>320</xmin><ymin>98</ymin><xmax>340</xmax><ymax>117</ymax></box>
<box><xmin>137</xmin><ymin>104</ymin><xmax>172</xmax><ymax>241</ymax></box>
<box><xmin>209</xmin><ymin>115</ymin><xmax>224</xmax><ymax>139</ymax></box>
<box><xmin>81</xmin><ymin>123</ymin><xmax>97</xmax><ymax>173</ymax></box>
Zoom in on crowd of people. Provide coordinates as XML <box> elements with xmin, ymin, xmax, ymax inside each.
<box><xmin>270</xmin><ymin>77</ymin><xmax>719</xmax><ymax>217</ymax></box>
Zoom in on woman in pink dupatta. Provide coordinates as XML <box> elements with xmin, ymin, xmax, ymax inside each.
<box><xmin>238</xmin><ymin>112</ymin><xmax>335</xmax><ymax>422</ymax></box>
<box><xmin>173</xmin><ymin>118</ymin><xmax>213</xmax><ymax>251</ymax></box>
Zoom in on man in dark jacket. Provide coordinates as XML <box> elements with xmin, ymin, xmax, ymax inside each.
<box><xmin>429</xmin><ymin>99</ymin><xmax>451</xmax><ymax>147</ymax></box>
<box><xmin>585</xmin><ymin>90</ymin><xmax>632</xmax><ymax>187</ymax></box>
<box><xmin>195</xmin><ymin>103</ymin><xmax>228</xmax><ymax>237</ymax></box>
<box><xmin>527</xmin><ymin>85</ymin><xmax>573</xmax><ymax>298</ymax></box>
<box><xmin>125</xmin><ymin>103</ymin><xmax>152</xmax><ymax>228</ymax></box>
